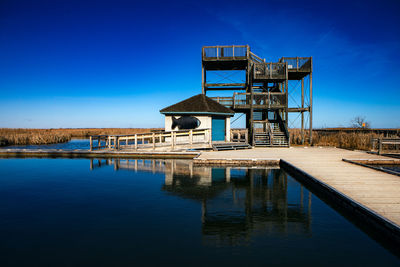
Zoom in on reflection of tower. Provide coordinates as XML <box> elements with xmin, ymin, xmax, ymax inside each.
<box><xmin>160</xmin><ymin>163</ymin><xmax>313</xmax><ymax>246</ymax></box>
<box><xmin>200</xmin><ymin>168</ymin><xmax>313</xmax><ymax>246</ymax></box>
<box><xmin>89</xmin><ymin>159</ymin><xmax>313</xmax><ymax>246</ymax></box>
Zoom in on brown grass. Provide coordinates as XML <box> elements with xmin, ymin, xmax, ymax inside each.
<box><xmin>289</xmin><ymin>129</ymin><xmax>387</xmax><ymax>150</ymax></box>
<box><xmin>1</xmin><ymin>127</ymin><xmax>397</xmax><ymax>151</ymax></box>
<box><xmin>0</xmin><ymin>128</ymin><xmax>162</xmax><ymax>146</ymax></box>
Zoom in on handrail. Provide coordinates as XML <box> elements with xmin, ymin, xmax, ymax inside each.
<box><xmin>253</xmin><ymin>62</ymin><xmax>286</xmax><ymax>80</ymax></box>
<box><xmin>90</xmin><ymin>128</ymin><xmax>212</xmax><ymax>151</ymax></box>
<box><xmin>202</xmin><ymin>45</ymin><xmax>249</xmax><ymax>60</ymax></box>
<box><xmin>249</xmin><ymin>51</ymin><xmax>264</xmax><ymax>63</ymax></box>
<box><xmin>276</xmin><ymin>112</ymin><xmax>290</xmax><ymax>144</ymax></box>
<box><xmin>371</xmin><ymin>137</ymin><xmax>400</xmax><ymax>155</ymax></box>
<box><xmin>279</xmin><ymin>57</ymin><xmax>311</xmax><ymax>71</ymax></box>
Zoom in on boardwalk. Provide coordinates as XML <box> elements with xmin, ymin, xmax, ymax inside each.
<box><xmin>196</xmin><ymin>147</ymin><xmax>400</xmax><ymax>229</ymax></box>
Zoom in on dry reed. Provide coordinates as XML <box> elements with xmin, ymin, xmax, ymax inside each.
<box><xmin>0</xmin><ymin>128</ymin><xmax>162</xmax><ymax>146</ymax></box>
<box><xmin>289</xmin><ymin>129</ymin><xmax>387</xmax><ymax>150</ymax></box>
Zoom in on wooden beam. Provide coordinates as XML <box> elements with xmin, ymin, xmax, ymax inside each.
<box><xmin>309</xmin><ymin>57</ymin><xmax>313</xmax><ymax>145</ymax></box>
<box><xmin>301</xmin><ymin>77</ymin><xmax>304</xmax><ymax>144</ymax></box>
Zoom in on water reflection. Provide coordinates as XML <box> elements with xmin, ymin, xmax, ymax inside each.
<box><xmin>90</xmin><ymin>159</ymin><xmax>312</xmax><ymax>245</ymax></box>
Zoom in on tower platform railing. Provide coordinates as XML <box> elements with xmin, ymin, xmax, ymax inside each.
<box><xmin>210</xmin><ymin>92</ymin><xmax>286</xmax><ymax>109</ymax></box>
<box><xmin>280</xmin><ymin>57</ymin><xmax>312</xmax><ymax>72</ymax></box>
<box><xmin>253</xmin><ymin>62</ymin><xmax>287</xmax><ymax>80</ymax></box>
<box><xmin>202</xmin><ymin>45</ymin><xmax>249</xmax><ymax>60</ymax></box>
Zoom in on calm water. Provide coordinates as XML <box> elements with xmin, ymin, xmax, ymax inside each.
<box><xmin>0</xmin><ymin>158</ymin><xmax>398</xmax><ymax>266</ymax></box>
<box><xmin>3</xmin><ymin>139</ymin><xmax>90</xmax><ymax>150</ymax></box>
<box><xmin>370</xmin><ymin>164</ymin><xmax>400</xmax><ymax>173</ymax></box>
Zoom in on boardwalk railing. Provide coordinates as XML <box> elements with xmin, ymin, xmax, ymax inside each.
<box><xmin>90</xmin><ymin>129</ymin><xmax>212</xmax><ymax>151</ymax></box>
<box><xmin>371</xmin><ymin>138</ymin><xmax>400</xmax><ymax>155</ymax></box>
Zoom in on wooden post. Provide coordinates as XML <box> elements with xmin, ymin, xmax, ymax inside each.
<box><xmin>189</xmin><ymin>130</ymin><xmax>193</xmax><ymax>146</ymax></box>
<box><xmin>90</xmin><ymin>136</ymin><xmax>93</xmax><ymax>151</ymax></box>
<box><xmin>159</xmin><ymin>133</ymin><xmax>162</xmax><ymax>144</ymax></box>
<box><xmin>171</xmin><ymin>131</ymin><xmax>175</xmax><ymax>150</ymax></box>
<box><xmin>378</xmin><ymin>138</ymin><xmax>382</xmax><ymax>155</ymax></box>
<box><xmin>135</xmin><ymin>134</ymin><xmax>138</xmax><ymax>150</ymax></box>
<box><xmin>301</xmin><ymin>77</ymin><xmax>304</xmax><ymax>144</ymax></box>
<box><xmin>285</xmin><ymin>66</ymin><xmax>289</xmax><ymax>135</ymax></box>
<box><xmin>309</xmin><ymin>57</ymin><xmax>313</xmax><ymax>145</ymax></box>
<box><xmin>108</xmin><ymin>136</ymin><xmax>111</xmax><ymax>149</ymax></box>
<box><xmin>98</xmin><ymin>137</ymin><xmax>101</xmax><ymax>149</ymax></box>
<box><xmin>152</xmin><ymin>133</ymin><xmax>155</xmax><ymax>150</ymax></box>
<box><xmin>209</xmin><ymin>129</ymin><xmax>212</xmax><ymax>147</ymax></box>
<box><xmin>249</xmin><ymin>63</ymin><xmax>254</xmax><ymax>145</ymax></box>
<box><xmin>116</xmin><ymin>137</ymin><xmax>119</xmax><ymax>150</ymax></box>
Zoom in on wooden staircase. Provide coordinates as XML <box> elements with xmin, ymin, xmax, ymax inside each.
<box><xmin>254</xmin><ymin>123</ymin><xmax>289</xmax><ymax>147</ymax></box>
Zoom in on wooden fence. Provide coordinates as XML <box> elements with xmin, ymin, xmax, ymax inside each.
<box><xmin>371</xmin><ymin>138</ymin><xmax>400</xmax><ymax>155</ymax></box>
<box><xmin>90</xmin><ymin>129</ymin><xmax>212</xmax><ymax>151</ymax></box>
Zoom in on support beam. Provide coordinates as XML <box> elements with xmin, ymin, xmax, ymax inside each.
<box><xmin>309</xmin><ymin>57</ymin><xmax>313</xmax><ymax>145</ymax></box>
<box><xmin>202</xmin><ymin>61</ymin><xmax>205</xmax><ymax>94</ymax></box>
<box><xmin>301</xmin><ymin>77</ymin><xmax>304</xmax><ymax>144</ymax></box>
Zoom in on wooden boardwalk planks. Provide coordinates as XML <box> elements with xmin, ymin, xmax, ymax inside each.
<box><xmin>197</xmin><ymin>147</ymin><xmax>400</xmax><ymax>228</ymax></box>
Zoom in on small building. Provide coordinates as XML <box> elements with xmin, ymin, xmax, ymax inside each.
<box><xmin>160</xmin><ymin>94</ymin><xmax>234</xmax><ymax>142</ymax></box>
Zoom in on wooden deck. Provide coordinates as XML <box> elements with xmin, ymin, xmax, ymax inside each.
<box><xmin>196</xmin><ymin>147</ymin><xmax>400</xmax><ymax>231</ymax></box>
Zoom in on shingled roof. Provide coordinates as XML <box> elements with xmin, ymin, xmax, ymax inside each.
<box><xmin>160</xmin><ymin>94</ymin><xmax>234</xmax><ymax>116</ymax></box>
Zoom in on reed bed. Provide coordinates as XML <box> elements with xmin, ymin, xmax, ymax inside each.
<box><xmin>289</xmin><ymin>129</ymin><xmax>393</xmax><ymax>150</ymax></box>
<box><xmin>0</xmin><ymin>128</ymin><xmax>162</xmax><ymax>146</ymax></box>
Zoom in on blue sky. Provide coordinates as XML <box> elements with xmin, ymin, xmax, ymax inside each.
<box><xmin>0</xmin><ymin>0</ymin><xmax>399</xmax><ymax>128</ymax></box>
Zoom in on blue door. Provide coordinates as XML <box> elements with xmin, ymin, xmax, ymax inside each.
<box><xmin>212</xmin><ymin>117</ymin><xmax>225</xmax><ymax>141</ymax></box>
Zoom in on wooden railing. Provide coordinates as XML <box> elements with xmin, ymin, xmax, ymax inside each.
<box><xmin>253</xmin><ymin>121</ymin><xmax>273</xmax><ymax>137</ymax></box>
<box><xmin>249</xmin><ymin>51</ymin><xmax>264</xmax><ymax>63</ymax></box>
<box><xmin>202</xmin><ymin>45</ymin><xmax>249</xmax><ymax>60</ymax></box>
<box><xmin>211</xmin><ymin>92</ymin><xmax>286</xmax><ymax>109</ymax></box>
<box><xmin>230</xmin><ymin>129</ymin><xmax>248</xmax><ymax>143</ymax></box>
<box><xmin>90</xmin><ymin>129</ymin><xmax>212</xmax><ymax>151</ymax></box>
<box><xmin>253</xmin><ymin>62</ymin><xmax>287</xmax><ymax>80</ymax></box>
<box><xmin>279</xmin><ymin>57</ymin><xmax>312</xmax><ymax>72</ymax></box>
<box><xmin>235</xmin><ymin>92</ymin><xmax>286</xmax><ymax>108</ymax></box>
<box><xmin>371</xmin><ymin>138</ymin><xmax>400</xmax><ymax>155</ymax></box>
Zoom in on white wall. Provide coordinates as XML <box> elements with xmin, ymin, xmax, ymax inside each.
<box><xmin>225</xmin><ymin>117</ymin><xmax>231</xmax><ymax>142</ymax></box>
<box><xmin>164</xmin><ymin>115</ymin><xmax>232</xmax><ymax>142</ymax></box>
<box><xmin>165</xmin><ymin>115</ymin><xmax>211</xmax><ymax>132</ymax></box>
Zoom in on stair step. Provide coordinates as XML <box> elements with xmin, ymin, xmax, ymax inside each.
<box><xmin>212</xmin><ymin>143</ymin><xmax>252</xmax><ymax>151</ymax></box>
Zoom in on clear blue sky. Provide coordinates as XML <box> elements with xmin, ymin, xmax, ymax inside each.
<box><xmin>1</xmin><ymin>0</ymin><xmax>399</xmax><ymax>128</ymax></box>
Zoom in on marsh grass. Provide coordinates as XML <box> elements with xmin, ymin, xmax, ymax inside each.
<box><xmin>289</xmin><ymin>129</ymin><xmax>394</xmax><ymax>150</ymax></box>
<box><xmin>0</xmin><ymin>128</ymin><xmax>162</xmax><ymax>146</ymax></box>
<box><xmin>1</xmin><ymin>127</ymin><xmax>397</xmax><ymax>151</ymax></box>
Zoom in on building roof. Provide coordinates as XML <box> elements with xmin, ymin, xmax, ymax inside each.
<box><xmin>160</xmin><ymin>94</ymin><xmax>234</xmax><ymax>116</ymax></box>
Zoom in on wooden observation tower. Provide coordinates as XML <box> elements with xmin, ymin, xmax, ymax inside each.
<box><xmin>202</xmin><ymin>45</ymin><xmax>313</xmax><ymax>147</ymax></box>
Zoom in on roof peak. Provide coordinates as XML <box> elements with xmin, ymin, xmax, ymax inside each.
<box><xmin>160</xmin><ymin>94</ymin><xmax>234</xmax><ymax>116</ymax></box>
